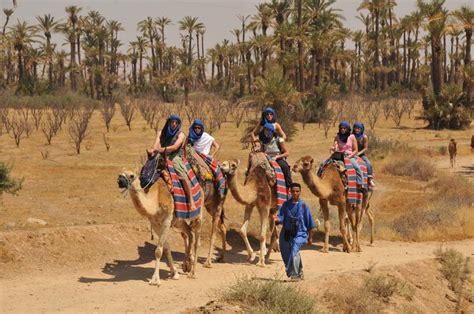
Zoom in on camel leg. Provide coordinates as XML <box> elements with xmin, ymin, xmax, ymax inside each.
<box><xmin>257</xmin><ymin>206</ymin><xmax>270</xmax><ymax>267</ymax></box>
<box><xmin>216</xmin><ymin>219</ymin><xmax>227</xmax><ymax>263</ymax></box>
<box><xmin>320</xmin><ymin>199</ymin><xmax>330</xmax><ymax>253</ymax></box>
<box><xmin>204</xmin><ymin>206</ymin><xmax>220</xmax><ymax>268</ymax></box>
<box><xmin>174</xmin><ymin>220</ymin><xmax>193</xmax><ymax>273</ymax></box>
<box><xmin>337</xmin><ymin>203</ymin><xmax>351</xmax><ymax>253</ymax></box>
<box><xmin>149</xmin><ymin>219</ymin><xmax>172</xmax><ymax>286</ymax></box>
<box><xmin>240</xmin><ymin>204</ymin><xmax>256</xmax><ymax>263</ymax></box>
<box><xmin>163</xmin><ymin>240</ymin><xmax>179</xmax><ymax>280</ymax></box>
<box><xmin>189</xmin><ymin>217</ymin><xmax>202</xmax><ymax>279</ymax></box>
<box><xmin>345</xmin><ymin>204</ymin><xmax>357</xmax><ymax>250</ymax></box>
<box><xmin>355</xmin><ymin>204</ymin><xmax>364</xmax><ymax>252</ymax></box>
<box><xmin>265</xmin><ymin>211</ymin><xmax>277</xmax><ymax>263</ymax></box>
<box><xmin>365</xmin><ymin>204</ymin><xmax>375</xmax><ymax>246</ymax></box>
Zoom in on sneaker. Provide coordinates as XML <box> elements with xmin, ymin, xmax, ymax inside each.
<box><xmin>369</xmin><ymin>178</ymin><xmax>376</xmax><ymax>187</ymax></box>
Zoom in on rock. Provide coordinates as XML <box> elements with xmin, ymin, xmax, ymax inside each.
<box><xmin>445</xmin><ymin>292</ymin><xmax>457</xmax><ymax>303</ymax></box>
<box><xmin>26</xmin><ymin>218</ymin><xmax>48</xmax><ymax>226</ymax></box>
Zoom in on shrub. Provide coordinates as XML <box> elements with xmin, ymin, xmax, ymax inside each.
<box><xmin>365</xmin><ymin>275</ymin><xmax>414</xmax><ymax>302</ymax></box>
<box><xmin>0</xmin><ymin>162</ymin><xmax>23</xmax><ymax>196</ymax></box>
<box><xmin>221</xmin><ymin>276</ymin><xmax>317</xmax><ymax>313</ymax></box>
<box><xmin>365</xmin><ymin>130</ymin><xmax>407</xmax><ymax>160</ymax></box>
<box><xmin>435</xmin><ymin>248</ymin><xmax>471</xmax><ymax>295</ymax></box>
<box><xmin>384</xmin><ymin>156</ymin><xmax>435</xmax><ymax>181</ymax></box>
<box><xmin>438</xmin><ymin>145</ymin><xmax>447</xmax><ymax>155</ymax></box>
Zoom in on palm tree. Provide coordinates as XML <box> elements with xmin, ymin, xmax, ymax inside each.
<box><xmin>64</xmin><ymin>5</ymin><xmax>82</xmax><ymax>91</ymax></box>
<box><xmin>452</xmin><ymin>6</ymin><xmax>473</xmax><ymax>106</ymax></box>
<box><xmin>10</xmin><ymin>20</ymin><xmax>37</xmax><ymax>82</ymax></box>
<box><xmin>2</xmin><ymin>8</ymin><xmax>14</xmax><ymax>35</ymax></box>
<box><xmin>418</xmin><ymin>0</ymin><xmax>447</xmax><ymax>97</ymax></box>
<box><xmin>178</xmin><ymin>16</ymin><xmax>201</xmax><ymax>66</ymax></box>
<box><xmin>36</xmin><ymin>14</ymin><xmax>59</xmax><ymax>87</ymax></box>
<box><xmin>138</xmin><ymin>17</ymin><xmax>157</xmax><ymax>75</ymax></box>
<box><xmin>155</xmin><ymin>17</ymin><xmax>171</xmax><ymax>74</ymax></box>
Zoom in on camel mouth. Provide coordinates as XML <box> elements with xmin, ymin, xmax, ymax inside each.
<box><xmin>117</xmin><ymin>174</ymin><xmax>132</xmax><ymax>189</ymax></box>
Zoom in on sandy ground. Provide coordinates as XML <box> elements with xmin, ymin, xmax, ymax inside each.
<box><xmin>1</xmin><ymin>225</ymin><xmax>473</xmax><ymax>313</ymax></box>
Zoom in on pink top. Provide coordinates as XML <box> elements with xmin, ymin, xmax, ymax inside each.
<box><xmin>336</xmin><ymin>134</ymin><xmax>356</xmax><ymax>155</ymax></box>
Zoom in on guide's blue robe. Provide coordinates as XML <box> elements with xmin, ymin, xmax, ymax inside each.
<box><xmin>277</xmin><ymin>198</ymin><xmax>316</xmax><ymax>278</ymax></box>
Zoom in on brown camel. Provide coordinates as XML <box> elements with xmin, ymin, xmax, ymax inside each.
<box><xmin>292</xmin><ymin>156</ymin><xmax>373</xmax><ymax>253</ymax></box>
<box><xmin>448</xmin><ymin>139</ymin><xmax>457</xmax><ymax>168</ymax></box>
<box><xmin>117</xmin><ymin>170</ymin><xmax>202</xmax><ymax>286</ymax></box>
<box><xmin>221</xmin><ymin>154</ymin><xmax>279</xmax><ymax>266</ymax></box>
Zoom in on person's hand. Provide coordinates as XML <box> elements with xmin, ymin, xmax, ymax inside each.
<box><xmin>157</xmin><ymin>147</ymin><xmax>165</xmax><ymax>154</ymax></box>
<box><xmin>146</xmin><ymin>148</ymin><xmax>156</xmax><ymax>157</ymax></box>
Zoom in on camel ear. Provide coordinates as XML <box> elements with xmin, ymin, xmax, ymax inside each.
<box><xmin>310</xmin><ymin>158</ymin><xmax>314</xmax><ymax>166</ymax></box>
<box><xmin>236</xmin><ymin>159</ymin><xmax>241</xmax><ymax>166</ymax></box>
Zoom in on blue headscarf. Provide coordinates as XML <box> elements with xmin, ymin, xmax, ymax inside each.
<box><xmin>160</xmin><ymin>114</ymin><xmax>181</xmax><ymax>147</ymax></box>
<box><xmin>352</xmin><ymin>122</ymin><xmax>364</xmax><ymax>139</ymax></box>
<box><xmin>259</xmin><ymin>122</ymin><xmax>275</xmax><ymax>144</ymax></box>
<box><xmin>260</xmin><ymin>107</ymin><xmax>276</xmax><ymax>126</ymax></box>
<box><xmin>188</xmin><ymin>119</ymin><xmax>205</xmax><ymax>144</ymax></box>
<box><xmin>337</xmin><ymin>121</ymin><xmax>351</xmax><ymax>143</ymax></box>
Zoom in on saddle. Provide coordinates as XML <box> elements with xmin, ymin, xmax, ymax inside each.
<box><xmin>245</xmin><ymin>151</ymin><xmax>276</xmax><ymax>186</ymax></box>
<box><xmin>317</xmin><ymin>152</ymin><xmax>348</xmax><ymax>190</ymax></box>
<box><xmin>139</xmin><ymin>154</ymin><xmax>173</xmax><ymax>192</ymax></box>
<box><xmin>185</xmin><ymin>145</ymin><xmax>213</xmax><ymax>183</ymax></box>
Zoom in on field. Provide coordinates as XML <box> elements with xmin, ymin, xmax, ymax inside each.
<box><xmin>1</xmin><ymin>100</ymin><xmax>473</xmax><ymax>312</ymax></box>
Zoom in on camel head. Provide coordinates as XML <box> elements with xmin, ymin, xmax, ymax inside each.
<box><xmin>292</xmin><ymin>155</ymin><xmax>315</xmax><ymax>173</ymax></box>
<box><xmin>220</xmin><ymin>159</ymin><xmax>240</xmax><ymax>177</ymax></box>
<box><xmin>117</xmin><ymin>170</ymin><xmax>138</xmax><ymax>190</ymax></box>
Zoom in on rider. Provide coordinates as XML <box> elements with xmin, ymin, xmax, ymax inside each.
<box><xmin>251</xmin><ymin>107</ymin><xmax>287</xmax><ymax>141</ymax></box>
<box><xmin>332</xmin><ymin>121</ymin><xmax>364</xmax><ymax>189</ymax></box>
<box><xmin>261</xmin><ymin>122</ymin><xmax>292</xmax><ymax>188</ymax></box>
<box><xmin>188</xmin><ymin>119</ymin><xmax>220</xmax><ymax>157</ymax></box>
<box><xmin>353</xmin><ymin>122</ymin><xmax>375</xmax><ymax>187</ymax></box>
<box><xmin>148</xmin><ymin>114</ymin><xmax>196</xmax><ymax>210</ymax></box>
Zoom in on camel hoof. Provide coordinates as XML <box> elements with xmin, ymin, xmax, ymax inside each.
<box><xmin>149</xmin><ymin>277</ymin><xmax>161</xmax><ymax>286</ymax></box>
<box><xmin>171</xmin><ymin>272</ymin><xmax>180</xmax><ymax>280</ymax></box>
<box><xmin>248</xmin><ymin>252</ymin><xmax>256</xmax><ymax>263</ymax></box>
<box><xmin>321</xmin><ymin>248</ymin><xmax>329</xmax><ymax>254</ymax></box>
<box><xmin>216</xmin><ymin>255</ymin><xmax>225</xmax><ymax>263</ymax></box>
<box><xmin>182</xmin><ymin>261</ymin><xmax>191</xmax><ymax>273</ymax></box>
<box><xmin>257</xmin><ymin>262</ymin><xmax>265</xmax><ymax>268</ymax></box>
<box><xmin>203</xmin><ymin>261</ymin><xmax>212</xmax><ymax>268</ymax></box>
<box><xmin>188</xmin><ymin>273</ymin><xmax>198</xmax><ymax>279</ymax></box>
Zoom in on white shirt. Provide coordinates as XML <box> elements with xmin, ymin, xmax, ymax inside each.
<box><xmin>193</xmin><ymin>132</ymin><xmax>215</xmax><ymax>155</ymax></box>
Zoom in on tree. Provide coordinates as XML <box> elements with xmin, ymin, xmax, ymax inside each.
<box><xmin>64</xmin><ymin>5</ymin><xmax>82</xmax><ymax>91</ymax></box>
<box><xmin>36</xmin><ymin>14</ymin><xmax>59</xmax><ymax>88</ymax></box>
<box><xmin>0</xmin><ymin>161</ymin><xmax>22</xmax><ymax>196</ymax></box>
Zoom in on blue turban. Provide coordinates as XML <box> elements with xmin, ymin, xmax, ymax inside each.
<box><xmin>188</xmin><ymin>119</ymin><xmax>205</xmax><ymax>144</ymax></box>
<box><xmin>352</xmin><ymin>122</ymin><xmax>364</xmax><ymax>139</ymax></box>
<box><xmin>260</xmin><ymin>107</ymin><xmax>276</xmax><ymax>126</ymax></box>
<box><xmin>160</xmin><ymin>114</ymin><xmax>182</xmax><ymax>147</ymax></box>
<box><xmin>337</xmin><ymin>121</ymin><xmax>351</xmax><ymax>143</ymax></box>
<box><xmin>260</xmin><ymin>122</ymin><xmax>275</xmax><ymax>144</ymax></box>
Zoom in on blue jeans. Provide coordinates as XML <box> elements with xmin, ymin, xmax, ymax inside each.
<box><xmin>349</xmin><ymin>157</ymin><xmax>364</xmax><ymax>185</ymax></box>
<box><xmin>360</xmin><ymin>155</ymin><xmax>373</xmax><ymax>177</ymax></box>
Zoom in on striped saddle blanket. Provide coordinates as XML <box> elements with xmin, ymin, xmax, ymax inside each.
<box><xmin>196</xmin><ymin>152</ymin><xmax>227</xmax><ymax>198</ymax></box>
<box><xmin>318</xmin><ymin>157</ymin><xmax>371</xmax><ymax>205</ymax></box>
<box><xmin>166</xmin><ymin>158</ymin><xmax>202</xmax><ymax>219</ymax></box>
<box><xmin>138</xmin><ymin>156</ymin><xmax>202</xmax><ymax>219</ymax></box>
<box><xmin>267</xmin><ymin>158</ymin><xmax>289</xmax><ymax>210</ymax></box>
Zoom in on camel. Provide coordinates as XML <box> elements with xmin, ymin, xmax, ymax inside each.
<box><xmin>292</xmin><ymin>156</ymin><xmax>373</xmax><ymax>253</ymax></box>
<box><xmin>221</xmin><ymin>153</ymin><xmax>279</xmax><ymax>267</ymax></box>
<box><xmin>117</xmin><ymin>170</ymin><xmax>202</xmax><ymax>286</ymax></box>
<box><xmin>448</xmin><ymin>139</ymin><xmax>457</xmax><ymax>168</ymax></box>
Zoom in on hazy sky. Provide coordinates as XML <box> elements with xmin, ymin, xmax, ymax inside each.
<box><xmin>1</xmin><ymin>0</ymin><xmax>472</xmax><ymax>51</ymax></box>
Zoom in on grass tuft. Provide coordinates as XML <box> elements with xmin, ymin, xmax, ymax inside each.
<box><xmin>365</xmin><ymin>274</ymin><xmax>414</xmax><ymax>302</ymax></box>
<box><xmin>384</xmin><ymin>155</ymin><xmax>436</xmax><ymax>181</ymax></box>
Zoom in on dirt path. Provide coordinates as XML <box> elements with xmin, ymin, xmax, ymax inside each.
<box><xmin>1</xmin><ymin>236</ymin><xmax>473</xmax><ymax>313</ymax></box>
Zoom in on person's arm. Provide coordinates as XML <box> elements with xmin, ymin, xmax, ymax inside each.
<box><xmin>275</xmin><ymin>123</ymin><xmax>287</xmax><ymax>141</ymax></box>
<box><xmin>274</xmin><ymin>202</ymin><xmax>286</xmax><ymax>225</ymax></box>
<box><xmin>148</xmin><ymin>131</ymin><xmax>163</xmax><ymax>155</ymax></box>
<box><xmin>158</xmin><ymin>132</ymin><xmax>185</xmax><ymax>154</ymax></box>
<box><xmin>250</xmin><ymin>122</ymin><xmax>261</xmax><ymax>141</ymax></box>
<box><xmin>210</xmin><ymin>140</ymin><xmax>220</xmax><ymax>157</ymax></box>
<box><xmin>275</xmin><ymin>140</ymin><xmax>289</xmax><ymax>160</ymax></box>
<box><xmin>303</xmin><ymin>202</ymin><xmax>316</xmax><ymax>244</ymax></box>
<box><xmin>331</xmin><ymin>136</ymin><xmax>338</xmax><ymax>153</ymax></box>
<box><xmin>358</xmin><ymin>135</ymin><xmax>368</xmax><ymax>156</ymax></box>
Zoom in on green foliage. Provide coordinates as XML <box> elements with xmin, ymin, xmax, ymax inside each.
<box><xmin>365</xmin><ymin>275</ymin><xmax>415</xmax><ymax>302</ymax></box>
<box><xmin>221</xmin><ymin>276</ymin><xmax>318</xmax><ymax>313</ymax></box>
<box><xmin>365</xmin><ymin>130</ymin><xmax>408</xmax><ymax>160</ymax></box>
<box><xmin>422</xmin><ymin>84</ymin><xmax>472</xmax><ymax>130</ymax></box>
<box><xmin>0</xmin><ymin>162</ymin><xmax>23</xmax><ymax>196</ymax></box>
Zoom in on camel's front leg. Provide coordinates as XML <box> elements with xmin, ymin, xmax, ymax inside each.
<box><xmin>239</xmin><ymin>204</ymin><xmax>256</xmax><ymax>262</ymax></box>
<box><xmin>257</xmin><ymin>207</ymin><xmax>270</xmax><ymax>267</ymax></box>
<box><xmin>163</xmin><ymin>240</ymin><xmax>179</xmax><ymax>280</ymax></box>
<box><xmin>217</xmin><ymin>220</ymin><xmax>227</xmax><ymax>263</ymax></box>
<box><xmin>365</xmin><ymin>203</ymin><xmax>375</xmax><ymax>246</ymax></box>
<box><xmin>338</xmin><ymin>203</ymin><xmax>351</xmax><ymax>253</ymax></box>
<box><xmin>149</xmin><ymin>219</ymin><xmax>172</xmax><ymax>286</ymax></box>
<box><xmin>320</xmin><ymin>199</ymin><xmax>330</xmax><ymax>253</ymax></box>
<box><xmin>204</xmin><ymin>206</ymin><xmax>221</xmax><ymax>268</ymax></box>
<box><xmin>173</xmin><ymin>220</ymin><xmax>192</xmax><ymax>273</ymax></box>
<box><xmin>189</xmin><ymin>217</ymin><xmax>202</xmax><ymax>279</ymax></box>
<box><xmin>265</xmin><ymin>210</ymin><xmax>278</xmax><ymax>263</ymax></box>
<box><xmin>354</xmin><ymin>204</ymin><xmax>365</xmax><ymax>252</ymax></box>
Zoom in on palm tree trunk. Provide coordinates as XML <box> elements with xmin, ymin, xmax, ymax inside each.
<box><xmin>443</xmin><ymin>34</ymin><xmax>448</xmax><ymax>83</ymax></box>
<box><xmin>449</xmin><ymin>35</ymin><xmax>454</xmax><ymax>83</ymax></box>
<box><xmin>463</xmin><ymin>28</ymin><xmax>472</xmax><ymax>107</ymax></box>
<box><xmin>431</xmin><ymin>37</ymin><xmax>443</xmax><ymax>97</ymax></box>
<box><xmin>296</xmin><ymin>0</ymin><xmax>304</xmax><ymax>91</ymax></box>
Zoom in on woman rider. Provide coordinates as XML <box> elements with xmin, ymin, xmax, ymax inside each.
<box><xmin>148</xmin><ymin>114</ymin><xmax>196</xmax><ymax>210</ymax></box>
<box><xmin>251</xmin><ymin>107</ymin><xmax>286</xmax><ymax>141</ymax></box>
<box><xmin>353</xmin><ymin>122</ymin><xmax>375</xmax><ymax>187</ymax></box>
<box><xmin>261</xmin><ymin>122</ymin><xmax>292</xmax><ymax>188</ymax></box>
<box><xmin>332</xmin><ymin>121</ymin><xmax>364</xmax><ymax>189</ymax></box>
<box><xmin>188</xmin><ymin>119</ymin><xmax>220</xmax><ymax>157</ymax></box>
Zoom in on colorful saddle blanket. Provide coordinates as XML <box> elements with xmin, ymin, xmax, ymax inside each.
<box><xmin>196</xmin><ymin>152</ymin><xmax>227</xmax><ymax>198</ymax></box>
<box><xmin>267</xmin><ymin>158</ymin><xmax>289</xmax><ymax>211</ymax></box>
<box><xmin>318</xmin><ymin>157</ymin><xmax>371</xmax><ymax>205</ymax></box>
<box><xmin>139</xmin><ymin>156</ymin><xmax>202</xmax><ymax>219</ymax></box>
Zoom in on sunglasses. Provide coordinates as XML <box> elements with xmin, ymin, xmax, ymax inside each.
<box><xmin>193</xmin><ymin>126</ymin><xmax>202</xmax><ymax>129</ymax></box>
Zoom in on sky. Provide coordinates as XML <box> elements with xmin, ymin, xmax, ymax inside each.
<box><xmin>1</xmin><ymin>0</ymin><xmax>472</xmax><ymax>51</ymax></box>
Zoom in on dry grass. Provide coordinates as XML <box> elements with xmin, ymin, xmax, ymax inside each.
<box><xmin>384</xmin><ymin>154</ymin><xmax>436</xmax><ymax>181</ymax></box>
<box><xmin>365</xmin><ymin>274</ymin><xmax>415</xmax><ymax>302</ymax></box>
<box><xmin>220</xmin><ymin>276</ymin><xmax>318</xmax><ymax>313</ymax></box>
